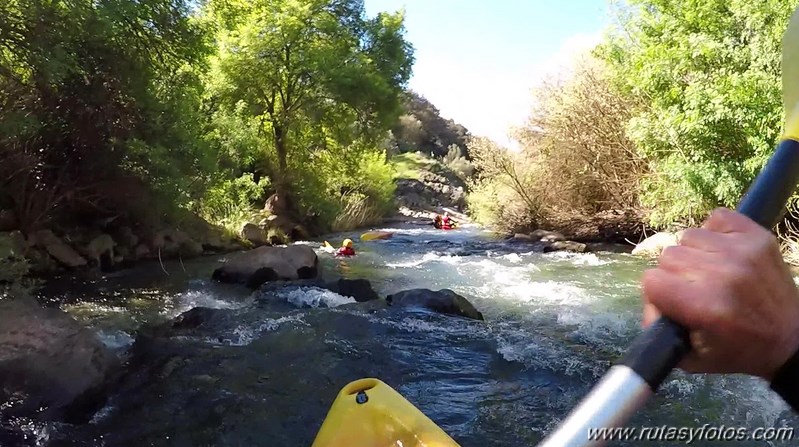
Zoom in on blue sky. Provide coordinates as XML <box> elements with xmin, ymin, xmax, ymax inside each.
<box><xmin>364</xmin><ymin>0</ymin><xmax>613</xmax><ymax>148</ymax></box>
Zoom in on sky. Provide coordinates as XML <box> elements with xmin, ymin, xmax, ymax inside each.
<box><xmin>364</xmin><ymin>0</ymin><xmax>613</xmax><ymax>149</ymax></box>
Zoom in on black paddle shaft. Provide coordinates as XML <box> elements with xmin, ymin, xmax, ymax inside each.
<box><xmin>621</xmin><ymin>138</ymin><xmax>799</xmax><ymax>390</ymax></box>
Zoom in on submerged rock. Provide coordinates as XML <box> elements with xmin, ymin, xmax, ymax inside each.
<box><xmin>323</xmin><ymin>278</ymin><xmax>380</xmax><ymax>302</ymax></box>
<box><xmin>0</xmin><ymin>298</ymin><xmax>120</xmax><ymax>423</ymax></box>
<box><xmin>386</xmin><ymin>288</ymin><xmax>484</xmax><ymax>321</ymax></box>
<box><xmin>544</xmin><ymin>241</ymin><xmax>587</xmax><ymax>253</ymax></box>
<box><xmin>212</xmin><ymin>245</ymin><xmax>318</xmax><ymax>288</ymax></box>
<box><xmin>256</xmin><ymin>278</ymin><xmax>381</xmax><ymax>303</ymax></box>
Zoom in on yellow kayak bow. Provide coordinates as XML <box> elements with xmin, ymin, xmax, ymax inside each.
<box><xmin>312</xmin><ymin>378</ymin><xmax>460</xmax><ymax>447</ymax></box>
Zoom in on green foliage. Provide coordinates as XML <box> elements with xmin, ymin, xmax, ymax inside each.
<box><xmin>196</xmin><ymin>173</ymin><xmax>270</xmax><ymax>233</ymax></box>
<box><xmin>0</xmin><ymin>0</ymin><xmax>212</xmax><ymax>231</ymax></box>
<box><xmin>598</xmin><ymin>0</ymin><xmax>793</xmax><ymax>226</ymax></box>
<box><xmin>0</xmin><ymin>0</ymin><xmax>417</xmax><ymax>244</ymax></box>
<box><xmin>391</xmin><ymin>151</ymin><xmax>438</xmax><ymax>180</ymax></box>
<box><xmin>291</xmin><ymin>142</ymin><xmax>396</xmax><ymax>232</ymax></box>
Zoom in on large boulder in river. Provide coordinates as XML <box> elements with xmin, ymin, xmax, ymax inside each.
<box><xmin>386</xmin><ymin>289</ymin><xmax>484</xmax><ymax>321</ymax></box>
<box><xmin>631</xmin><ymin>232</ymin><xmax>679</xmax><ymax>258</ymax></box>
<box><xmin>0</xmin><ymin>298</ymin><xmax>120</xmax><ymax>422</ymax></box>
<box><xmin>212</xmin><ymin>245</ymin><xmax>318</xmax><ymax>288</ymax></box>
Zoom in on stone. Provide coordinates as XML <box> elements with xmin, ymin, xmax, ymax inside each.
<box><xmin>241</xmin><ymin>223</ymin><xmax>269</xmax><ymax>247</ymax></box>
<box><xmin>532</xmin><ymin>229</ymin><xmax>566</xmax><ymax>242</ymax></box>
<box><xmin>631</xmin><ymin>232</ymin><xmax>679</xmax><ymax>258</ymax></box>
<box><xmin>86</xmin><ymin>234</ymin><xmax>116</xmax><ymax>266</ymax></box>
<box><xmin>0</xmin><ymin>298</ymin><xmax>120</xmax><ymax>423</ymax></box>
<box><xmin>386</xmin><ymin>288</ymin><xmax>483</xmax><ymax>320</ymax></box>
<box><xmin>324</xmin><ymin>278</ymin><xmax>380</xmax><ymax>302</ymax></box>
<box><xmin>544</xmin><ymin>241</ymin><xmax>587</xmax><ymax>253</ymax></box>
<box><xmin>212</xmin><ymin>245</ymin><xmax>319</xmax><ymax>288</ymax></box>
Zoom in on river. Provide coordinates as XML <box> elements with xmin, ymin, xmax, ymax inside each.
<box><xmin>15</xmin><ymin>223</ymin><xmax>799</xmax><ymax>446</ymax></box>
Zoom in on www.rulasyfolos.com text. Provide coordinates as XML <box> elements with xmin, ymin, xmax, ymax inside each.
<box><xmin>587</xmin><ymin>425</ymin><xmax>794</xmax><ymax>443</ymax></box>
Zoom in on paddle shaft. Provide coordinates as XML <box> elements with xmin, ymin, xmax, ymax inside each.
<box><xmin>538</xmin><ymin>137</ymin><xmax>799</xmax><ymax>447</ymax></box>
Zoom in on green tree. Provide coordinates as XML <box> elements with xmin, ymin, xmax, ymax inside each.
<box><xmin>206</xmin><ymin>0</ymin><xmax>414</xmax><ymax>210</ymax></box>
<box><xmin>598</xmin><ymin>0</ymin><xmax>795</xmax><ymax>226</ymax></box>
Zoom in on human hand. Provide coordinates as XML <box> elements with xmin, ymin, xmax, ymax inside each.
<box><xmin>641</xmin><ymin>208</ymin><xmax>799</xmax><ymax>380</ymax></box>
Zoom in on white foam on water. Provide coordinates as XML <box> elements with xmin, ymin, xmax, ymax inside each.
<box><xmin>95</xmin><ymin>329</ymin><xmax>135</xmax><ymax>351</ymax></box>
<box><xmin>224</xmin><ymin>314</ymin><xmax>308</xmax><ymax>346</ymax></box>
<box><xmin>495</xmin><ymin>333</ymin><xmax>606</xmax><ymax>377</ymax></box>
<box><xmin>501</xmin><ymin>253</ymin><xmax>523</xmax><ymax>263</ymax></box>
<box><xmin>342</xmin><ymin>309</ymin><xmax>484</xmax><ymax>337</ymax></box>
<box><xmin>465</xmin><ymin>259</ymin><xmax>541</xmax><ymax>284</ymax></box>
<box><xmin>493</xmin><ymin>280</ymin><xmax>594</xmax><ymax>307</ymax></box>
<box><xmin>544</xmin><ymin>251</ymin><xmax>611</xmax><ymax>266</ymax></box>
<box><xmin>276</xmin><ymin>287</ymin><xmax>356</xmax><ymax>308</ymax></box>
<box><xmin>558</xmin><ymin>309</ymin><xmax>631</xmax><ymax>334</ymax></box>
<box><xmin>89</xmin><ymin>402</ymin><xmax>116</xmax><ymax>425</ymax></box>
<box><xmin>167</xmin><ymin>289</ymin><xmax>246</xmax><ymax>317</ymax></box>
<box><xmin>386</xmin><ymin>252</ymin><xmax>462</xmax><ymax>268</ymax></box>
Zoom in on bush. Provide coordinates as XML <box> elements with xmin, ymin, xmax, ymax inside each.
<box><xmin>466</xmin><ymin>56</ymin><xmax>645</xmax><ymax>233</ymax></box>
<box><xmin>195</xmin><ymin>173</ymin><xmax>270</xmax><ymax>233</ymax></box>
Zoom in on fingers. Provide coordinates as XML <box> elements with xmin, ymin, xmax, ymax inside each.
<box><xmin>641</xmin><ymin>268</ymin><xmax>717</xmax><ymax>329</ymax></box>
<box><xmin>702</xmin><ymin>207</ymin><xmax>761</xmax><ymax>234</ymax></box>
<box><xmin>677</xmin><ymin>228</ymin><xmax>729</xmax><ymax>252</ymax></box>
<box><xmin>658</xmin><ymin>244</ymin><xmax>720</xmax><ymax>274</ymax></box>
<box><xmin>642</xmin><ymin>302</ymin><xmax>660</xmax><ymax>328</ymax></box>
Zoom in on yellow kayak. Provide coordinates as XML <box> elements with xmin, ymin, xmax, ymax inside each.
<box><xmin>360</xmin><ymin>231</ymin><xmax>394</xmax><ymax>241</ymax></box>
<box><xmin>312</xmin><ymin>378</ymin><xmax>460</xmax><ymax>447</ymax></box>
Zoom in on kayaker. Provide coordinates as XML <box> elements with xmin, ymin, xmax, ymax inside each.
<box><xmin>433</xmin><ymin>214</ymin><xmax>443</xmax><ymax>229</ymax></box>
<box><xmin>641</xmin><ymin>207</ymin><xmax>799</xmax><ymax>409</ymax></box>
<box><xmin>335</xmin><ymin>239</ymin><xmax>356</xmax><ymax>257</ymax></box>
<box><xmin>441</xmin><ymin>212</ymin><xmax>457</xmax><ymax>229</ymax></box>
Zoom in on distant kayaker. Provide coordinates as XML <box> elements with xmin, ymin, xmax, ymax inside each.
<box><xmin>335</xmin><ymin>239</ymin><xmax>356</xmax><ymax>257</ymax></box>
<box><xmin>433</xmin><ymin>212</ymin><xmax>457</xmax><ymax>230</ymax></box>
<box><xmin>642</xmin><ymin>207</ymin><xmax>799</xmax><ymax>410</ymax></box>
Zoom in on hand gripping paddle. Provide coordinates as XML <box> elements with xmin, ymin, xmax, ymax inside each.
<box><xmin>538</xmin><ymin>7</ymin><xmax>799</xmax><ymax>447</ymax></box>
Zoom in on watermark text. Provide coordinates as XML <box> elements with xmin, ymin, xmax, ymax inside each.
<box><xmin>588</xmin><ymin>425</ymin><xmax>794</xmax><ymax>443</ymax></box>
